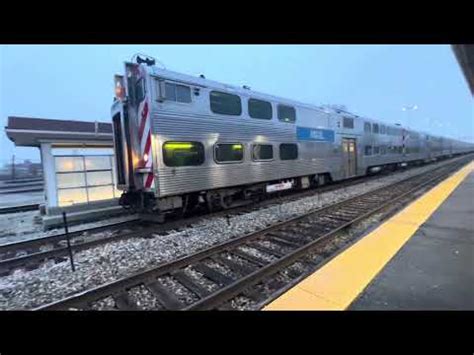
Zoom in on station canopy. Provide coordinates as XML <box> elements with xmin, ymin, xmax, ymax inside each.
<box><xmin>5</xmin><ymin>116</ymin><xmax>113</xmax><ymax>147</ymax></box>
<box><xmin>452</xmin><ymin>45</ymin><xmax>474</xmax><ymax>95</ymax></box>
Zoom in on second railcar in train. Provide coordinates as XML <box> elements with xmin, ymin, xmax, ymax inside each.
<box><xmin>111</xmin><ymin>56</ymin><xmax>473</xmax><ymax>218</ymax></box>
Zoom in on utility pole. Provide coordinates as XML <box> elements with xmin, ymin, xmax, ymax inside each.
<box><xmin>11</xmin><ymin>154</ymin><xmax>15</xmax><ymax>180</ymax></box>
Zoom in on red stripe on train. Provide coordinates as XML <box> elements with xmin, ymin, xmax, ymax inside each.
<box><xmin>143</xmin><ymin>131</ymin><xmax>152</xmax><ymax>158</ymax></box>
<box><xmin>138</xmin><ymin>101</ymin><xmax>149</xmax><ymax>142</ymax></box>
<box><xmin>137</xmin><ymin>131</ymin><xmax>152</xmax><ymax>168</ymax></box>
<box><xmin>144</xmin><ymin>172</ymin><xmax>154</xmax><ymax>188</ymax></box>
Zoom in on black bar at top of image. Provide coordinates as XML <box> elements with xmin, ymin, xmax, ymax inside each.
<box><xmin>0</xmin><ymin>2</ymin><xmax>472</xmax><ymax>44</ymax></box>
<box><xmin>0</xmin><ymin>28</ymin><xmax>472</xmax><ymax>45</ymax></box>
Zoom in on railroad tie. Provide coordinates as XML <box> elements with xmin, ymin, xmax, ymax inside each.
<box><xmin>231</xmin><ymin>249</ymin><xmax>268</xmax><ymax>267</ymax></box>
<box><xmin>249</xmin><ymin>243</ymin><xmax>285</xmax><ymax>258</ymax></box>
<box><xmin>171</xmin><ymin>270</ymin><xmax>211</xmax><ymax>298</ymax></box>
<box><xmin>210</xmin><ymin>255</ymin><xmax>256</xmax><ymax>276</ymax></box>
<box><xmin>266</xmin><ymin>235</ymin><xmax>301</xmax><ymax>249</ymax></box>
<box><xmin>146</xmin><ymin>281</ymin><xmax>184</xmax><ymax>310</ymax></box>
<box><xmin>113</xmin><ymin>292</ymin><xmax>140</xmax><ymax>310</ymax></box>
<box><xmin>193</xmin><ymin>263</ymin><xmax>235</xmax><ymax>286</ymax></box>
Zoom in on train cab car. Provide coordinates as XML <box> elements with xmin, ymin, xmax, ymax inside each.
<box><xmin>111</xmin><ymin>56</ymin><xmax>474</xmax><ymax>219</ymax></box>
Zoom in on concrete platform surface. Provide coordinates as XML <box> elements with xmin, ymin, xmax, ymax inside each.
<box><xmin>264</xmin><ymin>161</ymin><xmax>474</xmax><ymax>311</ymax></box>
<box><xmin>351</xmin><ymin>171</ymin><xmax>474</xmax><ymax>310</ymax></box>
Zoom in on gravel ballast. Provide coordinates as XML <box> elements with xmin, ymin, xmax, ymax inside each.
<box><xmin>0</xmin><ymin>159</ymin><xmax>462</xmax><ymax>310</ymax></box>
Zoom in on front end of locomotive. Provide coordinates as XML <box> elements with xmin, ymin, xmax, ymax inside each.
<box><xmin>111</xmin><ymin>56</ymin><xmax>158</xmax><ymax>214</ymax></box>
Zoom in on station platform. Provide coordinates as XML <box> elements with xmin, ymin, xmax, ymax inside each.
<box><xmin>264</xmin><ymin>161</ymin><xmax>474</xmax><ymax>311</ymax></box>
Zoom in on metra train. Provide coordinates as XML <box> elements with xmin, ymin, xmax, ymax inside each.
<box><xmin>111</xmin><ymin>56</ymin><xmax>473</xmax><ymax>219</ymax></box>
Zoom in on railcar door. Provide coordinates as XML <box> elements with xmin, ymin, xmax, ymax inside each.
<box><xmin>342</xmin><ymin>138</ymin><xmax>357</xmax><ymax>178</ymax></box>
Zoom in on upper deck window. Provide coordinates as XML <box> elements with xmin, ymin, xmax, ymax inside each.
<box><xmin>380</xmin><ymin>125</ymin><xmax>386</xmax><ymax>134</ymax></box>
<box><xmin>165</xmin><ymin>82</ymin><xmax>191</xmax><ymax>103</ymax></box>
<box><xmin>277</xmin><ymin>105</ymin><xmax>296</xmax><ymax>123</ymax></box>
<box><xmin>210</xmin><ymin>91</ymin><xmax>242</xmax><ymax>116</ymax></box>
<box><xmin>343</xmin><ymin>117</ymin><xmax>354</xmax><ymax>129</ymax></box>
<box><xmin>364</xmin><ymin>122</ymin><xmax>372</xmax><ymax>133</ymax></box>
<box><xmin>248</xmin><ymin>98</ymin><xmax>272</xmax><ymax>120</ymax></box>
<box><xmin>372</xmin><ymin>123</ymin><xmax>379</xmax><ymax>134</ymax></box>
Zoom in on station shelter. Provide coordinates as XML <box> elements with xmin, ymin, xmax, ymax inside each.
<box><xmin>5</xmin><ymin>116</ymin><xmax>125</xmax><ymax>228</ymax></box>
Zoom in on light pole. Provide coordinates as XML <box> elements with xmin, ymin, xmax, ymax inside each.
<box><xmin>401</xmin><ymin>104</ymin><xmax>418</xmax><ymax>128</ymax></box>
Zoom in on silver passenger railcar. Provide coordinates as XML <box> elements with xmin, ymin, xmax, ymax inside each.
<box><xmin>111</xmin><ymin>57</ymin><xmax>473</xmax><ymax>218</ymax></box>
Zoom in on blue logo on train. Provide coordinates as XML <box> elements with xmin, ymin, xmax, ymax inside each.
<box><xmin>296</xmin><ymin>126</ymin><xmax>335</xmax><ymax>142</ymax></box>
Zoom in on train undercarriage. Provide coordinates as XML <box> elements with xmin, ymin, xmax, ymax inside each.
<box><xmin>118</xmin><ymin>154</ymin><xmax>458</xmax><ymax>223</ymax></box>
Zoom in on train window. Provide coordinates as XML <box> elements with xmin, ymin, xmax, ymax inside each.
<box><xmin>177</xmin><ymin>85</ymin><xmax>191</xmax><ymax>103</ymax></box>
<box><xmin>279</xmin><ymin>144</ymin><xmax>298</xmax><ymax>160</ymax></box>
<box><xmin>343</xmin><ymin>117</ymin><xmax>354</xmax><ymax>129</ymax></box>
<box><xmin>252</xmin><ymin>144</ymin><xmax>273</xmax><ymax>161</ymax></box>
<box><xmin>165</xmin><ymin>83</ymin><xmax>191</xmax><ymax>103</ymax></box>
<box><xmin>364</xmin><ymin>145</ymin><xmax>373</xmax><ymax>156</ymax></box>
<box><xmin>112</xmin><ymin>113</ymin><xmax>126</xmax><ymax>185</ymax></box>
<box><xmin>248</xmin><ymin>98</ymin><xmax>272</xmax><ymax>120</ymax></box>
<box><xmin>163</xmin><ymin>142</ymin><xmax>205</xmax><ymax>167</ymax></box>
<box><xmin>215</xmin><ymin>143</ymin><xmax>244</xmax><ymax>163</ymax></box>
<box><xmin>278</xmin><ymin>105</ymin><xmax>296</xmax><ymax>123</ymax></box>
<box><xmin>380</xmin><ymin>146</ymin><xmax>387</xmax><ymax>155</ymax></box>
<box><xmin>165</xmin><ymin>83</ymin><xmax>176</xmax><ymax>101</ymax></box>
<box><xmin>210</xmin><ymin>91</ymin><xmax>242</xmax><ymax>116</ymax></box>
<box><xmin>372</xmin><ymin>124</ymin><xmax>379</xmax><ymax>134</ymax></box>
<box><xmin>135</xmin><ymin>78</ymin><xmax>145</xmax><ymax>104</ymax></box>
<box><xmin>364</xmin><ymin>122</ymin><xmax>372</xmax><ymax>133</ymax></box>
<box><xmin>373</xmin><ymin>146</ymin><xmax>380</xmax><ymax>155</ymax></box>
<box><xmin>380</xmin><ymin>125</ymin><xmax>386</xmax><ymax>134</ymax></box>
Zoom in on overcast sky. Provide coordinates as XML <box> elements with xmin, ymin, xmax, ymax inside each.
<box><xmin>0</xmin><ymin>45</ymin><xmax>472</xmax><ymax>165</ymax></box>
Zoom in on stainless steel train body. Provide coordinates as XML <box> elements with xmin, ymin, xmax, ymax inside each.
<box><xmin>111</xmin><ymin>60</ymin><xmax>473</xmax><ymax>216</ymax></box>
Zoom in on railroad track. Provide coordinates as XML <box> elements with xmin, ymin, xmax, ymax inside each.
<box><xmin>0</xmin><ymin>157</ymin><xmax>447</xmax><ymax>276</ymax></box>
<box><xmin>0</xmin><ymin>204</ymin><xmax>40</xmax><ymax>215</ymax></box>
<box><xmin>34</xmin><ymin>155</ymin><xmax>472</xmax><ymax>310</ymax></box>
<box><xmin>0</xmin><ymin>218</ymin><xmax>141</xmax><ymax>275</ymax></box>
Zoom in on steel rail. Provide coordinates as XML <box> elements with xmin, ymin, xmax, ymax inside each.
<box><xmin>33</xmin><ymin>156</ymin><xmax>471</xmax><ymax>311</ymax></box>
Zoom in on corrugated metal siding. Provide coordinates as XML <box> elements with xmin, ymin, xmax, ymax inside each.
<box><xmin>151</xmin><ymin>110</ymin><xmax>338</xmax><ymax>197</ymax></box>
<box><xmin>152</xmin><ymin>111</ymin><xmax>295</xmax><ymax>141</ymax></box>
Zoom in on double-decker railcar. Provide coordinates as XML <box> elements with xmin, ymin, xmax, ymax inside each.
<box><xmin>111</xmin><ymin>57</ymin><xmax>473</xmax><ymax>219</ymax></box>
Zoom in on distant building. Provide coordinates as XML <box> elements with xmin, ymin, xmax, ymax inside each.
<box><xmin>0</xmin><ymin>159</ymin><xmax>43</xmax><ymax>180</ymax></box>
